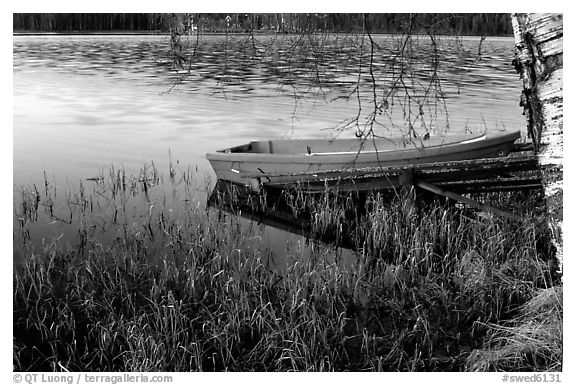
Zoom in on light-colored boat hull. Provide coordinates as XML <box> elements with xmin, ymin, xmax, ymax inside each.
<box><xmin>206</xmin><ymin>131</ymin><xmax>522</xmax><ymax>186</ymax></box>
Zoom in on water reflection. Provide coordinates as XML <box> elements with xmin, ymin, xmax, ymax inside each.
<box><xmin>14</xmin><ymin>34</ymin><xmax>526</xmax><ymax>258</ymax></box>
<box><xmin>14</xmin><ymin>34</ymin><xmax>524</xmax><ymax>189</ymax></box>
<box><xmin>13</xmin><ymin>34</ymin><xmax>522</xmax><ymax>104</ymax></box>
<box><xmin>208</xmin><ymin>179</ymin><xmax>357</xmax><ymax>249</ymax></box>
<box><xmin>207</xmin><ymin>179</ymin><xmax>359</xmax><ymax>273</ymax></box>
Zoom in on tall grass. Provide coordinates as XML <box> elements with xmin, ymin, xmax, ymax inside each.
<box><xmin>13</xmin><ymin>164</ymin><xmax>561</xmax><ymax>371</ymax></box>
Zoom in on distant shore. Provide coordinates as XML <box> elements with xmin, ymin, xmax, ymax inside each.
<box><xmin>13</xmin><ymin>30</ymin><xmax>166</xmax><ymax>36</ymax></box>
<box><xmin>13</xmin><ymin>30</ymin><xmax>514</xmax><ymax>38</ymax></box>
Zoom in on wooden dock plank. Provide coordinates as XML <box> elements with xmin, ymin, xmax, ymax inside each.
<box><xmin>415</xmin><ymin>181</ymin><xmax>525</xmax><ymax>222</ymax></box>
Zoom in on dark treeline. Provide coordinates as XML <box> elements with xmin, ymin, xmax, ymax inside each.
<box><xmin>13</xmin><ymin>13</ymin><xmax>513</xmax><ymax>36</ymax></box>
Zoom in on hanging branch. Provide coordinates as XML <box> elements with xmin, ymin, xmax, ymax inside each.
<box><xmin>162</xmin><ymin>13</ymin><xmax>478</xmax><ymax>143</ymax></box>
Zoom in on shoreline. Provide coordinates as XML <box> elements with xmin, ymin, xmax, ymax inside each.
<box><xmin>13</xmin><ymin>31</ymin><xmax>515</xmax><ymax>38</ymax></box>
<box><xmin>13</xmin><ymin>31</ymin><xmax>166</xmax><ymax>36</ymax></box>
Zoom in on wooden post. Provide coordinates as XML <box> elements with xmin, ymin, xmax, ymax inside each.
<box><xmin>399</xmin><ymin>168</ymin><xmax>416</xmax><ymax>212</ymax></box>
<box><xmin>512</xmin><ymin>13</ymin><xmax>563</xmax><ymax>272</ymax></box>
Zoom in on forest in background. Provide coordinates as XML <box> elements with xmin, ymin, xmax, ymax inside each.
<box><xmin>13</xmin><ymin>13</ymin><xmax>513</xmax><ymax>36</ymax></box>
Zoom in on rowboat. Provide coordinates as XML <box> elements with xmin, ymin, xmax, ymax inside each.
<box><xmin>206</xmin><ymin>130</ymin><xmax>522</xmax><ymax>188</ymax></box>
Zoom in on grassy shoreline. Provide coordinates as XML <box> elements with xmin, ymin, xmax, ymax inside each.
<box><xmin>13</xmin><ymin>164</ymin><xmax>562</xmax><ymax>371</ymax></box>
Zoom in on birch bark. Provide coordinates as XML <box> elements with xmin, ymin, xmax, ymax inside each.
<box><xmin>511</xmin><ymin>13</ymin><xmax>563</xmax><ymax>272</ymax></box>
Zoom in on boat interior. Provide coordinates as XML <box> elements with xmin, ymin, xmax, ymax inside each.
<box><xmin>224</xmin><ymin>134</ymin><xmax>484</xmax><ymax>155</ymax></box>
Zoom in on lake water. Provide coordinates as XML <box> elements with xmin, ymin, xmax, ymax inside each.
<box><xmin>13</xmin><ymin>33</ymin><xmax>527</xmax><ymax>262</ymax></box>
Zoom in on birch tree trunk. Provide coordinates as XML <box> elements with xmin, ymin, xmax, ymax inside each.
<box><xmin>511</xmin><ymin>13</ymin><xmax>563</xmax><ymax>272</ymax></box>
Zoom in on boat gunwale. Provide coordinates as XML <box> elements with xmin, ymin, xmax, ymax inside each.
<box><xmin>206</xmin><ymin>131</ymin><xmax>521</xmax><ymax>164</ymax></box>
